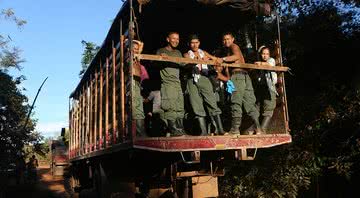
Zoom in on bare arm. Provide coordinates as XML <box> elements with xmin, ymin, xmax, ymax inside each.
<box><xmin>216</xmin><ymin>66</ymin><xmax>230</xmax><ymax>82</ymax></box>
<box><xmin>254</xmin><ymin>61</ymin><xmax>272</xmax><ymax>66</ymax></box>
<box><xmin>219</xmin><ymin>44</ymin><xmax>245</xmax><ymax>64</ymax></box>
<box><xmin>204</xmin><ymin>51</ymin><xmax>218</xmax><ymax>60</ymax></box>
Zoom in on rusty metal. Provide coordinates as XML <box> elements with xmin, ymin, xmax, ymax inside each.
<box><xmin>99</xmin><ymin>61</ymin><xmax>103</xmax><ymax>149</ymax></box>
<box><xmin>105</xmin><ymin>57</ymin><xmax>109</xmax><ymax>147</ymax></box>
<box><xmin>112</xmin><ymin>41</ymin><xmax>117</xmax><ymax>144</ymax></box>
<box><xmin>133</xmin><ymin>134</ymin><xmax>292</xmax><ymax>152</ymax></box>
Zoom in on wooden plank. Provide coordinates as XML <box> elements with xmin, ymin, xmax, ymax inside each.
<box><xmin>89</xmin><ymin>76</ymin><xmax>93</xmax><ymax>152</ymax></box>
<box><xmin>112</xmin><ymin>42</ymin><xmax>117</xmax><ymax>144</ymax></box>
<box><xmin>192</xmin><ymin>176</ymin><xmax>219</xmax><ymax>198</ymax></box>
<box><xmin>135</xmin><ymin>54</ymin><xmax>289</xmax><ymax>72</ymax></box>
<box><xmin>105</xmin><ymin>58</ymin><xmax>109</xmax><ymax>147</ymax></box>
<box><xmin>99</xmin><ymin>61</ymin><xmax>103</xmax><ymax>148</ymax></box>
<box><xmin>94</xmin><ymin>70</ymin><xmax>98</xmax><ymax>151</ymax></box>
<box><xmin>69</xmin><ymin>109</ymin><xmax>73</xmax><ymax>158</ymax></box>
<box><xmin>86</xmin><ymin>81</ymin><xmax>90</xmax><ymax>153</ymax></box>
<box><xmin>120</xmin><ymin>35</ymin><xmax>125</xmax><ymax>140</ymax></box>
<box><xmin>82</xmin><ymin>87</ymin><xmax>85</xmax><ymax>155</ymax></box>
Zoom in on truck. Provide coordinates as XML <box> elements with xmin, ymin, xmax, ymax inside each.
<box><xmin>50</xmin><ymin>128</ymin><xmax>69</xmax><ymax>176</ymax></box>
<box><xmin>68</xmin><ymin>0</ymin><xmax>291</xmax><ymax>197</ymax></box>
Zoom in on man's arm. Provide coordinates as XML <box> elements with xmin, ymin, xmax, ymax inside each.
<box><xmin>204</xmin><ymin>51</ymin><xmax>218</xmax><ymax>60</ymax></box>
<box><xmin>216</xmin><ymin>66</ymin><xmax>230</xmax><ymax>82</ymax></box>
<box><xmin>219</xmin><ymin>44</ymin><xmax>245</xmax><ymax>64</ymax></box>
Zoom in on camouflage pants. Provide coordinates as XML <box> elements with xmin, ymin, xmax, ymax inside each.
<box><xmin>187</xmin><ymin>77</ymin><xmax>221</xmax><ymax>117</ymax></box>
<box><xmin>230</xmin><ymin>73</ymin><xmax>259</xmax><ymax>119</ymax></box>
<box><xmin>132</xmin><ymin>80</ymin><xmax>145</xmax><ymax>119</ymax></box>
<box><xmin>160</xmin><ymin>82</ymin><xmax>184</xmax><ymax>121</ymax></box>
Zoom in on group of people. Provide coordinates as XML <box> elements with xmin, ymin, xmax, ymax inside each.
<box><xmin>15</xmin><ymin>154</ymin><xmax>39</xmax><ymax>184</ymax></box>
<box><xmin>130</xmin><ymin>31</ymin><xmax>278</xmax><ymax>137</ymax></box>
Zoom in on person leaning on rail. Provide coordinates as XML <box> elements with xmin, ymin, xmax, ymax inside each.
<box><xmin>215</xmin><ymin>32</ymin><xmax>263</xmax><ymax>135</ymax></box>
<box><xmin>183</xmin><ymin>34</ymin><xmax>224</xmax><ymax>136</ymax></box>
<box><xmin>126</xmin><ymin>39</ymin><xmax>148</xmax><ymax>137</ymax></box>
<box><xmin>155</xmin><ymin>32</ymin><xmax>186</xmax><ymax>137</ymax></box>
<box><xmin>253</xmin><ymin>46</ymin><xmax>278</xmax><ymax>133</ymax></box>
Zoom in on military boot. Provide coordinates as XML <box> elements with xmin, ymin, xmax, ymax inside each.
<box><xmin>135</xmin><ymin>119</ymin><xmax>147</xmax><ymax>137</ymax></box>
<box><xmin>175</xmin><ymin>118</ymin><xmax>185</xmax><ymax>133</ymax></box>
<box><xmin>197</xmin><ymin>117</ymin><xmax>207</xmax><ymax>136</ymax></box>
<box><xmin>261</xmin><ymin>116</ymin><xmax>272</xmax><ymax>134</ymax></box>
<box><xmin>230</xmin><ymin>117</ymin><xmax>241</xmax><ymax>134</ymax></box>
<box><xmin>211</xmin><ymin>115</ymin><xmax>224</xmax><ymax>135</ymax></box>
<box><xmin>251</xmin><ymin>116</ymin><xmax>263</xmax><ymax>135</ymax></box>
<box><xmin>167</xmin><ymin>119</ymin><xmax>185</xmax><ymax>137</ymax></box>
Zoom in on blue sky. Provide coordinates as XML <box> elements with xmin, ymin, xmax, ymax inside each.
<box><xmin>2</xmin><ymin>0</ymin><xmax>123</xmax><ymax>138</ymax></box>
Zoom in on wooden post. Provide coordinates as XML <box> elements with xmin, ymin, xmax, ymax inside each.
<box><xmin>82</xmin><ymin>86</ymin><xmax>85</xmax><ymax>155</ymax></box>
<box><xmin>99</xmin><ymin>61</ymin><xmax>103</xmax><ymax>149</ymax></box>
<box><xmin>89</xmin><ymin>76</ymin><xmax>93</xmax><ymax>152</ymax></box>
<box><xmin>77</xmin><ymin>98</ymin><xmax>80</xmax><ymax>156</ymax></box>
<box><xmin>86</xmin><ymin>82</ymin><xmax>90</xmax><ymax>153</ymax></box>
<box><xmin>105</xmin><ymin>58</ymin><xmax>109</xmax><ymax>147</ymax></box>
<box><xmin>79</xmin><ymin>91</ymin><xmax>82</xmax><ymax>155</ymax></box>
<box><xmin>94</xmin><ymin>70</ymin><xmax>98</xmax><ymax>151</ymax></box>
<box><xmin>69</xmin><ymin>108</ymin><xmax>73</xmax><ymax>158</ymax></box>
<box><xmin>120</xmin><ymin>35</ymin><xmax>125</xmax><ymax>140</ymax></box>
<box><xmin>112</xmin><ymin>41</ymin><xmax>117</xmax><ymax>144</ymax></box>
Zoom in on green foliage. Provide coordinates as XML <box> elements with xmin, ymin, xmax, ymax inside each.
<box><xmin>0</xmin><ymin>8</ymin><xmax>26</xmax><ymax>71</ymax></box>
<box><xmin>0</xmin><ymin>7</ymin><xmax>42</xmax><ymax>169</ymax></box>
<box><xmin>220</xmin><ymin>1</ymin><xmax>360</xmax><ymax>197</ymax></box>
<box><xmin>79</xmin><ymin>40</ymin><xmax>100</xmax><ymax>78</ymax></box>
<box><xmin>0</xmin><ymin>71</ymin><xmax>41</xmax><ymax>168</ymax></box>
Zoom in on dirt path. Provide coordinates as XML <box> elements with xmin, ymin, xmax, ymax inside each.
<box><xmin>3</xmin><ymin>165</ymin><xmax>70</xmax><ymax>198</ymax></box>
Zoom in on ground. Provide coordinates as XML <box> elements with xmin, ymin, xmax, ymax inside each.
<box><xmin>2</xmin><ymin>164</ymin><xmax>71</xmax><ymax>198</ymax></box>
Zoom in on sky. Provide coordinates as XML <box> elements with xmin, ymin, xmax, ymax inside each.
<box><xmin>1</xmin><ymin>0</ymin><xmax>123</xmax><ymax>138</ymax></box>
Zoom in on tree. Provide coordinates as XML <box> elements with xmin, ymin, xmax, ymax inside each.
<box><xmin>79</xmin><ymin>40</ymin><xmax>100</xmax><ymax>78</ymax></box>
<box><xmin>0</xmin><ymin>7</ymin><xmax>41</xmax><ymax>169</ymax></box>
<box><xmin>0</xmin><ymin>8</ymin><xmax>26</xmax><ymax>71</ymax></box>
<box><xmin>220</xmin><ymin>1</ymin><xmax>360</xmax><ymax>197</ymax></box>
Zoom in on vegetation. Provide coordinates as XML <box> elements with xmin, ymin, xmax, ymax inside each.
<box><xmin>220</xmin><ymin>1</ymin><xmax>360</xmax><ymax>197</ymax></box>
<box><xmin>0</xmin><ymin>8</ymin><xmax>43</xmax><ymax>169</ymax></box>
<box><xmin>79</xmin><ymin>40</ymin><xmax>100</xmax><ymax>78</ymax></box>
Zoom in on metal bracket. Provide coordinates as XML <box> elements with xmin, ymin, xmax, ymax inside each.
<box><xmin>235</xmin><ymin>148</ymin><xmax>257</xmax><ymax>160</ymax></box>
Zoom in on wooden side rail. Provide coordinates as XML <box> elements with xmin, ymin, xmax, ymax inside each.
<box><xmin>135</xmin><ymin>54</ymin><xmax>289</xmax><ymax>72</ymax></box>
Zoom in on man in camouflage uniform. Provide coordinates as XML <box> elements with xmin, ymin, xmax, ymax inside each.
<box><xmin>156</xmin><ymin>32</ymin><xmax>185</xmax><ymax>136</ymax></box>
<box><xmin>217</xmin><ymin>32</ymin><xmax>262</xmax><ymax>135</ymax></box>
<box><xmin>184</xmin><ymin>34</ymin><xmax>223</xmax><ymax>135</ymax></box>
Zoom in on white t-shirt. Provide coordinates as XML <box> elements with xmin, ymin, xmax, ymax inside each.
<box><xmin>267</xmin><ymin>57</ymin><xmax>277</xmax><ymax>85</ymax></box>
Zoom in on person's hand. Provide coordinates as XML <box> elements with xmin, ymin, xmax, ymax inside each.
<box><xmin>254</xmin><ymin>61</ymin><xmax>262</xmax><ymax>65</ymax></box>
<box><xmin>215</xmin><ymin>58</ymin><xmax>223</xmax><ymax>65</ymax></box>
<box><xmin>203</xmin><ymin>56</ymin><xmax>210</xmax><ymax>61</ymax></box>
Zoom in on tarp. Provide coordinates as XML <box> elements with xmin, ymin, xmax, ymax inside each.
<box><xmin>196</xmin><ymin>0</ymin><xmax>272</xmax><ymax>15</ymax></box>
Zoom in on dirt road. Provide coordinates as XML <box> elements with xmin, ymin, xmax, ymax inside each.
<box><xmin>2</xmin><ymin>165</ymin><xmax>70</xmax><ymax>198</ymax></box>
